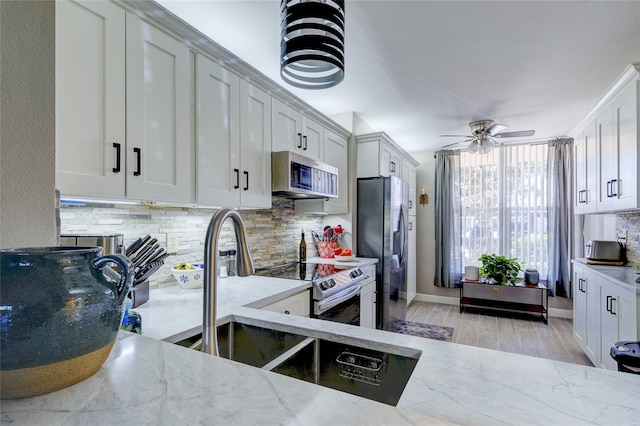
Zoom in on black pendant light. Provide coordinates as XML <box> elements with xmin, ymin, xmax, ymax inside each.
<box><xmin>280</xmin><ymin>0</ymin><xmax>345</xmax><ymax>90</ymax></box>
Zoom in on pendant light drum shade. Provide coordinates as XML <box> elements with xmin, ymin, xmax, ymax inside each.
<box><xmin>280</xmin><ymin>0</ymin><xmax>345</xmax><ymax>89</ymax></box>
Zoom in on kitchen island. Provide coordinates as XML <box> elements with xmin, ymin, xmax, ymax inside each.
<box><xmin>2</xmin><ymin>263</ymin><xmax>638</xmax><ymax>425</ymax></box>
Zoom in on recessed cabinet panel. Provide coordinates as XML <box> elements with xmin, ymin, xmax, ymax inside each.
<box><xmin>614</xmin><ymin>84</ymin><xmax>638</xmax><ymax>209</ymax></box>
<box><xmin>126</xmin><ymin>15</ymin><xmax>191</xmax><ymax>202</ymax></box>
<box><xmin>196</xmin><ymin>55</ymin><xmax>240</xmax><ymax>206</ymax></box>
<box><xmin>239</xmin><ymin>81</ymin><xmax>272</xmax><ymax>208</ymax></box>
<box><xmin>272</xmin><ymin>98</ymin><xmax>302</xmax><ymax>153</ymax></box>
<box><xmin>55</xmin><ymin>0</ymin><xmax>125</xmax><ymax>198</ymax></box>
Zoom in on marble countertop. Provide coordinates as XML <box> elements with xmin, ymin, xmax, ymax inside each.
<box><xmin>573</xmin><ymin>258</ymin><xmax>640</xmax><ymax>294</ymax></box>
<box><xmin>2</xmin><ymin>310</ymin><xmax>638</xmax><ymax>425</ymax></box>
<box><xmin>3</xmin><ymin>257</ymin><xmax>639</xmax><ymax>425</ymax></box>
<box><xmin>134</xmin><ymin>275</ymin><xmax>312</xmax><ymax>342</ymax></box>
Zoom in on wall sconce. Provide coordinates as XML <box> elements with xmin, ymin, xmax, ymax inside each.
<box><xmin>419</xmin><ymin>186</ymin><xmax>429</xmax><ymax>205</ymax></box>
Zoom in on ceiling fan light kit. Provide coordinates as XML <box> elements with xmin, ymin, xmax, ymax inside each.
<box><xmin>280</xmin><ymin>0</ymin><xmax>345</xmax><ymax>90</ymax></box>
<box><xmin>440</xmin><ymin>119</ymin><xmax>535</xmax><ymax>154</ymax></box>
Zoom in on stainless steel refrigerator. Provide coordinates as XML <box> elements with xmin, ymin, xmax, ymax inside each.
<box><xmin>357</xmin><ymin>176</ymin><xmax>409</xmax><ymax>331</ymax></box>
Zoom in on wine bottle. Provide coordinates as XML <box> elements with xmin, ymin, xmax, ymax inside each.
<box><xmin>299</xmin><ymin>230</ymin><xmax>307</xmax><ymax>262</ymax></box>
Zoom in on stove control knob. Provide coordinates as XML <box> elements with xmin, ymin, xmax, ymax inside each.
<box><xmin>328</xmin><ymin>279</ymin><xmax>336</xmax><ymax>288</ymax></box>
<box><xmin>319</xmin><ymin>280</ymin><xmax>330</xmax><ymax>290</ymax></box>
<box><xmin>350</xmin><ymin>269</ymin><xmax>362</xmax><ymax>278</ymax></box>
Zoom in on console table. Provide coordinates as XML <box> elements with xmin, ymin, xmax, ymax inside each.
<box><xmin>459</xmin><ymin>280</ymin><xmax>549</xmax><ymax>324</ymax></box>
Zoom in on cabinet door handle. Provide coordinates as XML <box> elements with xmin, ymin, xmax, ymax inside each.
<box><xmin>606</xmin><ymin>180</ymin><xmax>612</xmax><ymax>198</ymax></box>
<box><xmin>390</xmin><ymin>161</ymin><xmax>396</xmax><ymax>173</ymax></box>
<box><xmin>303</xmin><ymin>135</ymin><xmax>308</xmax><ymax>150</ymax></box>
<box><xmin>409</xmin><ymin>200</ymin><xmax>413</xmax><ymax>209</ymax></box>
<box><xmin>610</xmin><ymin>297</ymin><xmax>617</xmax><ymax>315</ymax></box>
<box><xmin>133</xmin><ymin>147</ymin><xmax>141</xmax><ymax>176</ymax></box>
<box><xmin>577</xmin><ymin>278</ymin><xmax>583</xmax><ymax>292</ymax></box>
<box><xmin>234</xmin><ymin>168</ymin><xmax>240</xmax><ymax>189</ymax></box>
<box><xmin>297</xmin><ymin>133</ymin><xmax>302</xmax><ymax>149</ymax></box>
<box><xmin>243</xmin><ymin>171</ymin><xmax>249</xmax><ymax>191</ymax></box>
<box><xmin>606</xmin><ymin>295</ymin><xmax>612</xmax><ymax>313</ymax></box>
<box><xmin>284</xmin><ymin>310</ymin><xmax>290</xmax><ymax>315</ymax></box>
<box><xmin>112</xmin><ymin>143</ymin><xmax>121</xmax><ymax>173</ymax></box>
<box><xmin>610</xmin><ymin>179</ymin><xmax>618</xmax><ymax>197</ymax></box>
<box><xmin>577</xmin><ymin>190</ymin><xmax>582</xmax><ymax>204</ymax></box>
<box><xmin>408</xmin><ymin>222</ymin><xmax>413</xmax><ymax>231</ymax></box>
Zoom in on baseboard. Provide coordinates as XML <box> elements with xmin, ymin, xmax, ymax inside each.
<box><xmin>412</xmin><ymin>293</ymin><xmax>574</xmax><ymax>319</ymax></box>
<box><xmin>412</xmin><ymin>293</ymin><xmax>458</xmax><ymax>305</ymax></box>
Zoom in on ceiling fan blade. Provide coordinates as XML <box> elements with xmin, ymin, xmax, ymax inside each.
<box><xmin>494</xmin><ymin>130</ymin><xmax>535</xmax><ymax>138</ymax></box>
<box><xmin>443</xmin><ymin>139</ymin><xmax>473</xmax><ymax>148</ymax></box>
<box><xmin>439</xmin><ymin>134</ymin><xmax>473</xmax><ymax>138</ymax></box>
<box><xmin>485</xmin><ymin>123</ymin><xmax>508</xmax><ymax>136</ymax></box>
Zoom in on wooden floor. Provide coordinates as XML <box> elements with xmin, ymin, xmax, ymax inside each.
<box><xmin>406</xmin><ymin>301</ymin><xmax>593</xmax><ymax>367</ymax></box>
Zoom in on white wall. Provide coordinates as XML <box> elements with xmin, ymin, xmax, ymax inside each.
<box><xmin>0</xmin><ymin>0</ymin><xmax>56</xmax><ymax>248</ymax></box>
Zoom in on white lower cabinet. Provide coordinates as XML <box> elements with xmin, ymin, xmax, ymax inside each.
<box><xmin>572</xmin><ymin>264</ymin><xmax>599</xmax><ymax>365</ymax></box>
<box><xmin>261</xmin><ymin>290</ymin><xmax>310</xmax><ymax>317</ymax></box>
<box><xmin>598</xmin><ymin>277</ymin><xmax>638</xmax><ymax>370</ymax></box>
<box><xmin>573</xmin><ymin>262</ymin><xmax>639</xmax><ymax>370</ymax></box>
<box><xmin>360</xmin><ymin>265</ymin><xmax>377</xmax><ymax>328</ymax></box>
<box><xmin>407</xmin><ymin>216</ymin><xmax>416</xmax><ymax>305</ymax></box>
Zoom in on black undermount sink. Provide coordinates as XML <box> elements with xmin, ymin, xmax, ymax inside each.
<box><xmin>175</xmin><ymin>320</ymin><xmax>421</xmax><ymax>406</ymax></box>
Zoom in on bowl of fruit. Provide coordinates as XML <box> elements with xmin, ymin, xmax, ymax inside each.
<box><xmin>171</xmin><ymin>262</ymin><xmax>205</xmax><ymax>289</ymax></box>
<box><xmin>333</xmin><ymin>248</ymin><xmax>354</xmax><ymax>262</ymax></box>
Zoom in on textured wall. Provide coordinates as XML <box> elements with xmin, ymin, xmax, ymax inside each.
<box><xmin>613</xmin><ymin>211</ymin><xmax>640</xmax><ymax>267</ymax></box>
<box><xmin>0</xmin><ymin>0</ymin><xmax>56</xmax><ymax>248</ymax></box>
<box><xmin>61</xmin><ymin>199</ymin><xmax>325</xmax><ymax>288</ymax></box>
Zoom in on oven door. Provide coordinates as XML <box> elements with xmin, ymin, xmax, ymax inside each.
<box><xmin>313</xmin><ymin>284</ymin><xmax>361</xmax><ymax>326</ymax></box>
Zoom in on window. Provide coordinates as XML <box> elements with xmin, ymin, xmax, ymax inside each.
<box><xmin>458</xmin><ymin>144</ymin><xmax>548</xmax><ymax>277</ymax></box>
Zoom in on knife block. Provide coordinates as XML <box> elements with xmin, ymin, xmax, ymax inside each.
<box><xmin>131</xmin><ymin>280</ymin><xmax>149</xmax><ymax>308</ymax></box>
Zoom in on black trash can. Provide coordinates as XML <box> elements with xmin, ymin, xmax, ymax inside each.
<box><xmin>610</xmin><ymin>341</ymin><xmax>640</xmax><ymax>374</ymax></box>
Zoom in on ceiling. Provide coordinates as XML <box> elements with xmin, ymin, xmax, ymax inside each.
<box><xmin>156</xmin><ymin>0</ymin><xmax>640</xmax><ymax>153</ymax></box>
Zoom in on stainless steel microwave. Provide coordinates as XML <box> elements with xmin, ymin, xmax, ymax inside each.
<box><xmin>272</xmin><ymin>151</ymin><xmax>338</xmax><ymax>199</ymax></box>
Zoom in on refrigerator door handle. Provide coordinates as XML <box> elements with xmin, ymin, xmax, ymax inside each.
<box><xmin>398</xmin><ymin>203</ymin><xmax>408</xmax><ymax>268</ymax></box>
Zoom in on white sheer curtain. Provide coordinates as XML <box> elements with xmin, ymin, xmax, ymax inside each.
<box><xmin>434</xmin><ymin>150</ymin><xmax>463</xmax><ymax>288</ymax></box>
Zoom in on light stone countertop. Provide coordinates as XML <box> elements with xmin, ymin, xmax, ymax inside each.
<box><xmin>306</xmin><ymin>256</ymin><xmax>378</xmax><ymax>268</ymax></box>
<box><xmin>573</xmin><ymin>258</ymin><xmax>640</xmax><ymax>294</ymax></box>
<box><xmin>2</xmin><ymin>258</ymin><xmax>639</xmax><ymax>425</ymax></box>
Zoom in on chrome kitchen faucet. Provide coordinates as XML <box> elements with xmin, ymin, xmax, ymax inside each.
<box><xmin>201</xmin><ymin>209</ymin><xmax>255</xmax><ymax>356</ymax></box>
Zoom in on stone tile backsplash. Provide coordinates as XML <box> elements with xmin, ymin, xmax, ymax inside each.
<box><xmin>61</xmin><ymin>199</ymin><xmax>324</xmax><ymax>288</ymax></box>
<box><xmin>615</xmin><ymin>211</ymin><xmax>640</xmax><ymax>268</ymax></box>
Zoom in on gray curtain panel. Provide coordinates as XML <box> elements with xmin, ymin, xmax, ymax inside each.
<box><xmin>434</xmin><ymin>150</ymin><xmax>463</xmax><ymax>288</ymax></box>
<box><xmin>546</xmin><ymin>138</ymin><xmax>574</xmax><ymax>297</ymax></box>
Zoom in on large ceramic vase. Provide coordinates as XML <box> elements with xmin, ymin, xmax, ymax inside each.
<box><xmin>0</xmin><ymin>247</ymin><xmax>134</xmax><ymax>399</ymax></box>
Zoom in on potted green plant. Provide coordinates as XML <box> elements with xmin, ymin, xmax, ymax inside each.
<box><xmin>478</xmin><ymin>253</ymin><xmax>522</xmax><ymax>285</ymax></box>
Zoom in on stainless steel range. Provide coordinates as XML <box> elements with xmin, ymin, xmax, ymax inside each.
<box><xmin>254</xmin><ymin>262</ymin><xmax>370</xmax><ymax>325</ymax></box>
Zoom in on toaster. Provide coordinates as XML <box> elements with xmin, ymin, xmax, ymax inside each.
<box><xmin>585</xmin><ymin>240</ymin><xmax>625</xmax><ymax>262</ymax></box>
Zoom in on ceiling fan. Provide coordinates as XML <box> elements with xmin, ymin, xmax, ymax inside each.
<box><xmin>440</xmin><ymin>120</ymin><xmax>535</xmax><ymax>154</ymax></box>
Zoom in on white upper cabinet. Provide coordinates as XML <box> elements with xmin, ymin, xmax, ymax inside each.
<box><xmin>402</xmin><ymin>159</ymin><xmax>417</xmax><ymax>215</ymax></box>
<box><xmin>126</xmin><ymin>15</ymin><xmax>192</xmax><ymax>203</ymax></box>
<box><xmin>196</xmin><ymin>55</ymin><xmax>272</xmax><ymax>209</ymax></box>
<box><xmin>56</xmin><ymin>0</ymin><xmax>126</xmax><ymax>198</ymax></box>
<box><xmin>272</xmin><ymin>97</ymin><xmax>323</xmax><ymax>161</ymax></box>
<box><xmin>571</xmin><ymin>64</ymin><xmax>639</xmax><ymax>214</ymax></box>
<box><xmin>296</xmin><ymin>128</ymin><xmax>349</xmax><ymax>214</ymax></box>
<box><xmin>239</xmin><ymin>80</ymin><xmax>272</xmax><ymax>208</ymax></box>
<box><xmin>356</xmin><ymin>132</ymin><xmax>417</xmax><ymax>181</ymax></box>
<box><xmin>611</xmin><ymin>83</ymin><xmax>638</xmax><ymax>209</ymax></box>
<box><xmin>57</xmin><ymin>2</ymin><xmax>192</xmax><ymax>203</ymax></box>
<box><xmin>574</xmin><ymin>122</ymin><xmax>597</xmax><ymax>214</ymax></box>
<box><xmin>196</xmin><ymin>55</ymin><xmax>240</xmax><ymax>206</ymax></box>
